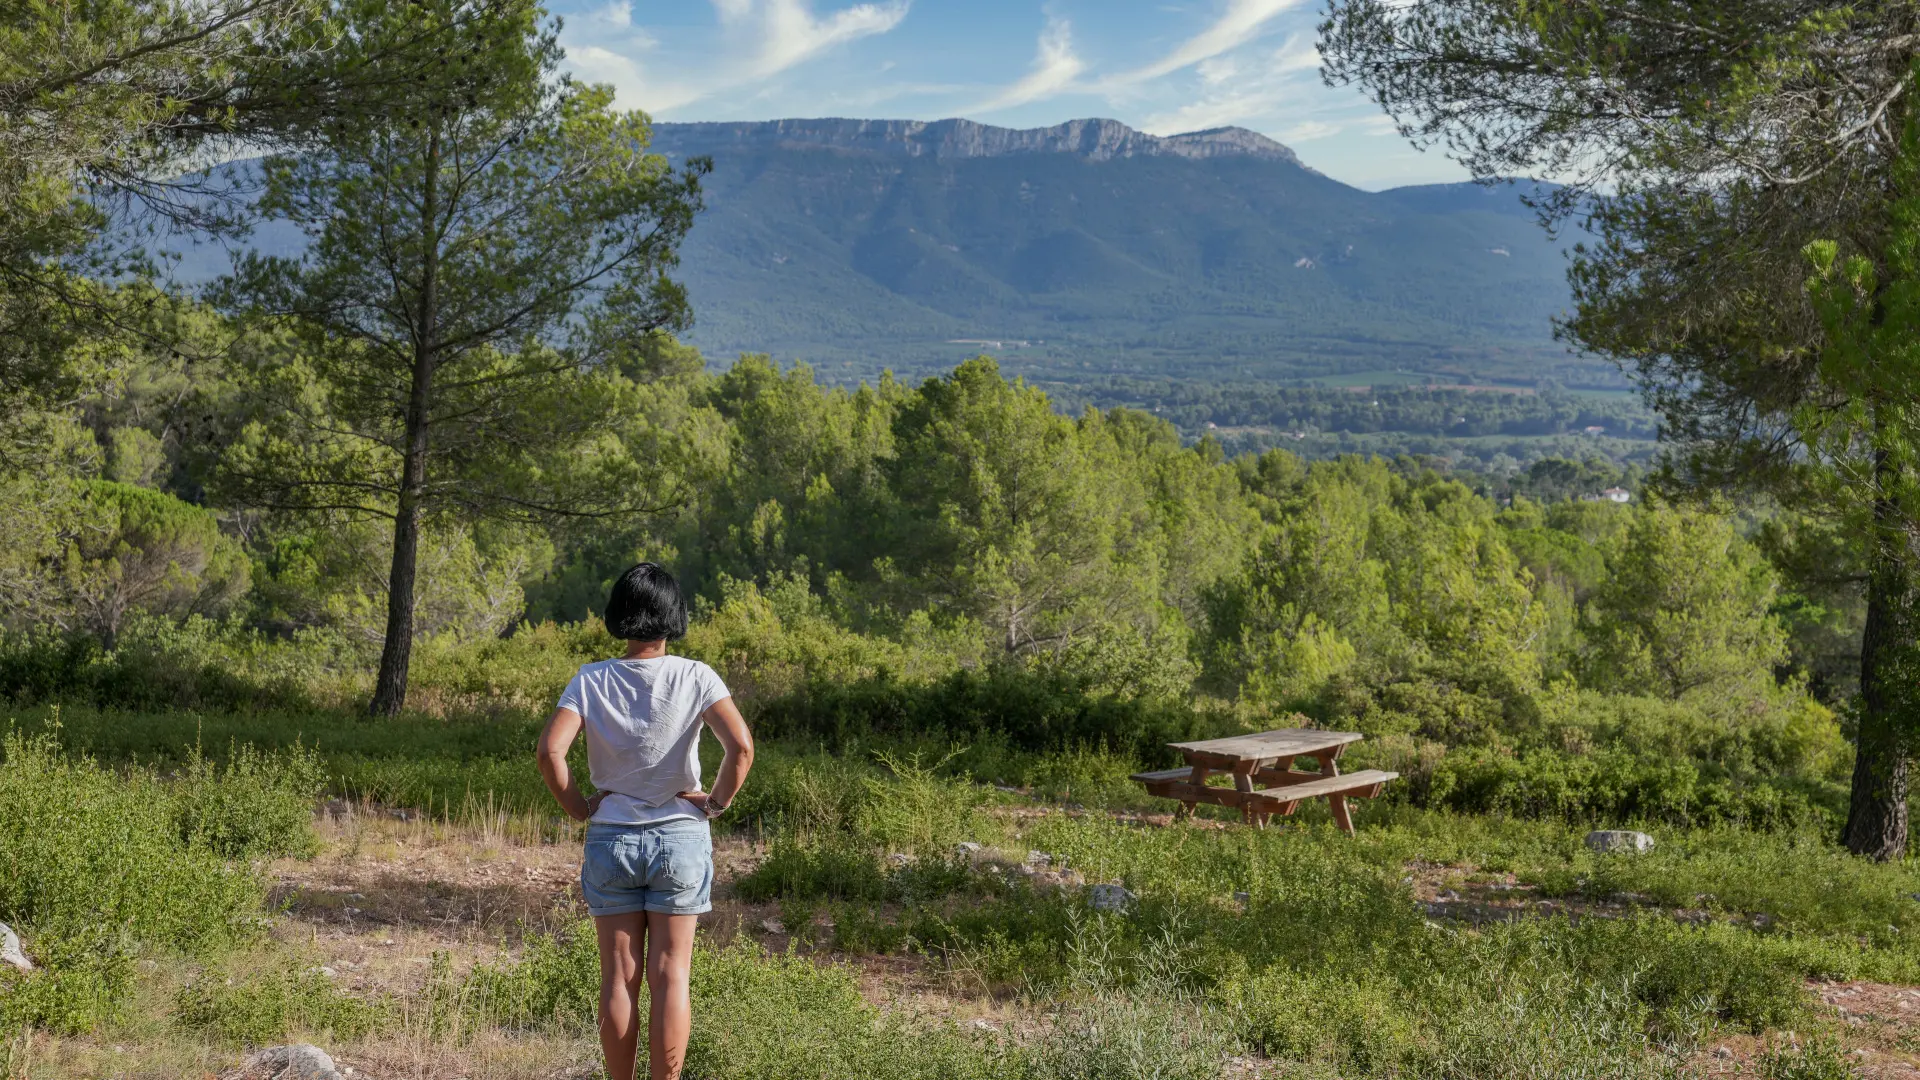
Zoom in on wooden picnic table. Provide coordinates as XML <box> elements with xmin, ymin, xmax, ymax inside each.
<box><xmin>1130</xmin><ymin>729</ymin><xmax>1397</xmax><ymax>834</ymax></box>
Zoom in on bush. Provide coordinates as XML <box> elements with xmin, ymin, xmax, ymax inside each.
<box><xmin>173</xmin><ymin>959</ymin><xmax>389</xmax><ymax>1045</ymax></box>
<box><xmin>0</xmin><ymin>730</ymin><xmax>271</xmax><ymax>1034</ymax></box>
<box><xmin>1019</xmin><ymin>913</ymin><xmax>1240</xmax><ymax>1080</ymax></box>
<box><xmin>1425</xmin><ymin>745</ymin><xmax>1836</xmax><ymax>830</ymax></box>
<box><xmin>461</xmin><ymin>926</ymin><xmax>1006</xmax><ymax>1079</ymax></box>
<box><xmin>171</xmin><ymin>741</ymin><xmax>326</xmax><ymax>859</ymax></box>
<box><xmin>0</xmin><ymin>615</ymin><xmax>325</xmax><ymax>713</ymax></box>
<box><xmin>1230</xmin><ymin>967</ymin><xmax>1418</xmax><ymax>1072</ymax></box>
<box><xmin>753</xmin><ymin>665</ymin><xmax>1211</xmax><ymax>758</ymax></box>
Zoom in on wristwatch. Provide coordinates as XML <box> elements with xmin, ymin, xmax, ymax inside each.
<box><xmin>704</xmin><ymin>798</ymin><xmax>730</xmax><ymax>818</ymax></box>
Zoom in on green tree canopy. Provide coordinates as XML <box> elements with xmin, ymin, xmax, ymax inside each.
<box><xmin>1320</xmin><ymin>0</ymin><xmax>1920</xmax><ymax>857</ymax></box>
<box><xmin>1582</xmin><ymin>504</ymin><xmax>1789</xmax><ymax>702</ymax></box>
<box><xmin>215</xmin><ymin>0</ymin><xmax>707</xmax><ymax>714</ymax></box>
<box><xmin>62</xmin><ymin>479</ymin><xmax>249</xmax><ymax>645</ymax></box>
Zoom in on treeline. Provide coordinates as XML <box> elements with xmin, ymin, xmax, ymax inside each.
<box><xmin>2</xmin><ymin>325</ymin><xmax>1868</xmax><ymax>824</ymax></box>
<box><xmin>1044</xmin><ymin>378</ymin><xmax>1660</xmax><ymax>441</ymax></box>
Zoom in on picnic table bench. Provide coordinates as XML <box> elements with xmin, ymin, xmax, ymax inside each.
<box><xmin>1130</xmin><ymin>729</ymin><xmax>1397</xmax><ymax>834</ymax></box>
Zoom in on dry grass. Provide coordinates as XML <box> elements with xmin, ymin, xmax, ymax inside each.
<box><xmin>18</xmin><ymin>801</ymin><xmax>1920</xmax><ymax>1079</ymax></box>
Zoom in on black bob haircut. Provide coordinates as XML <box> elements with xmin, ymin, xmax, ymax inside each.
<box><xmin>604</xmin><ymin>563</ymin><xmax>688</xmax><ymax>642</ymax></box>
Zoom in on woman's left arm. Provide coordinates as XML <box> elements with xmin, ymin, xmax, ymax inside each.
<box><xmin>537</xmin><ymin>707</ymin><xmax>603</xmax><ymax>822</ymax></box>
<box><xmin>681</xmin><ymin>697</ymin><xmax>753</xmax><ymax>817</ymax></box>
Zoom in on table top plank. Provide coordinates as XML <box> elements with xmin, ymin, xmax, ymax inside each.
<box><xmin>1169</xmin><ymin>729</ymin><xmax>1364</xmax><ymax>761</ymax></box>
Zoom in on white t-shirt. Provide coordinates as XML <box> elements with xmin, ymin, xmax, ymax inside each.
<box><xmin>556</xmin><ymin>655</ymin><xmax>731</xmax><ymax>826</ymax></box>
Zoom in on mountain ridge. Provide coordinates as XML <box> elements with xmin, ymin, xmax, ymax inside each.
<box><xmin>649</xmin><ymin>116</ymin><xmax>1311</xmax><ymax>168</ymax></box>
<box><xmin>153</xmin><ymin>117</ymin><xmax>1581</xmax><ymax>386</ymax></box>
<box><xmin>640</xmin><ymin>116</ymin><xmax>1578</xmax><ymax>383</ymax></box>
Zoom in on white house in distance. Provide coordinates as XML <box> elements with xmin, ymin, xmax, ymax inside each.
<box><xmin>1580</xmin><ymin>487</ymin><xmax>1633</xmax><ymax>504</ymax></box>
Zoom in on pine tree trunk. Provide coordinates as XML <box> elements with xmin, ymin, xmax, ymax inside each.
<box><xmin>1844</xmin><ymin>447</ymin><xmax>1920</xmax><ymax>859</ymax></box>
<box><xmin>369</xmin><ymin>482</ymin><xmax>424</xmax><ymax>716</ymax></box>
<box><xmin>368</xmin><ymin>127</ymin><xmax>442</xmax><ymax>718</ymax></box>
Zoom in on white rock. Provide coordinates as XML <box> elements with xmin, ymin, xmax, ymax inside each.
<box><xmin>0</xmin><ymin>921</ymin><xmax>31</xmax><ymax>971</ymax></box>
<box><xmin>1584</xmin><ymin>829</ymin><xmax>1655</xmax><ymax>854</ymax></box>
<box><xmin>954</xmin><ymin>842</ymin><xmax>983</xmax><ymax>859</ymax></box>
<box><xmin>233</xmin><ymin>1044</ymin><xmax>345</xmax><ymax>1080</ymax></box>
<box><xmin>1025</xmin><ymin>850</ymin><xmax>1051</xmax><ymax>868</ymax></box>
<box><xmin>759</xmin><ymin>917</ymin><xmax>786</xmax><ymax>935</ymax></box>
<box><xmin>1089</xmin><ymin>884</ymin><xmax>1136</xmax><ymax>913</ymax></box>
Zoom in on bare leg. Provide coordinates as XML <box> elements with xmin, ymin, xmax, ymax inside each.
<box><xmin>595</xmin><ymin>913</ymin><xmax>648</xmax><ymax>1080</ymax></box>
<box><xmin>646</xmin><ymin>911</ymin><xmax>699</xmax><ymax>1080</ymax></box>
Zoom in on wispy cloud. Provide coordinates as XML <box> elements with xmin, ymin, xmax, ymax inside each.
<box><xmin>1271</xmin><ymin>33</ymin><xmax>1320</xmax><ymax>74</ymax></box>
<box><xmin>562</xmin><ymin>0</ymin><xmax>909</xmax><ymax>114</ymax></box>
<box><xmin>1107</xmin><ymin>0</ymin><xmax>1302</xmax><ymax>87</ymax></box>
<box><xmin>562</xmin><ymin>4</ymin><xmax>693</xmax><ymax>110</ymax></box>
<box><xmin>733</xmin><ymin>0</ymin><xmax>910</xmax><ymax>76</ymax></box>
<box><xmin>966</xmin><ymin>13</ymin><xmax>1086</xmax><ymax>114</ymax></box>
<box><xmin>1135</xmin><ymin>29</ymin><xmax>1332</xmax><ymax>136</ymax></box>
<box><xmin>1279</xmin><ymin>119</ymin><xmax>1340</xmax><ymax>141</ymax></box>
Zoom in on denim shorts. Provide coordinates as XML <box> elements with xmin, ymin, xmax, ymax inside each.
<box><xmin>580</xmin><ymin>819</ymin><xmax>714</xmax><ymax>917</ymax></box>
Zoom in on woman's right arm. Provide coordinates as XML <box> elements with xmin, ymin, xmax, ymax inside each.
<box><xmin>537</xmin><ymin>707</ymin><xmax>602</xmax><ymax>822</ymax></box>
<box><xmin>683</xmin><ymin>697</ymin><xmax>753</xmax><ymax>817</ymax></box>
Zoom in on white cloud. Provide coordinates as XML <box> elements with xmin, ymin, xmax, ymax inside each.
<box><xmin>1271</xmin><ymin>33</ymin><xmax>1319</xmax><ymax>73</ymax></box>
<box><xmin>1197</xmin><ymin>55</ymin><xmax>1237</xmax><ymax>85</ymax></box>
<box><xmin>596</xmin><ymin>0</ymin><xmax>631</xmax><ymax>29</ymax></box>
<box><xmin>1279</xmin><ymin>119</ymin><xmax>1340</xmax><ymax>141</ymax></box>
<box><xmin>733</xmin><ymin>0</ymin><xmax>910</xmax><ymax>76</ymax></box>
<box><xmin>1107</xmin><ymin>0</ymin><xmax>1302</xmax><ymax>87</ymax></box>
<box><xmin>566</xmin><ymin>43</ymin><xmax>703</xmax><ymax>111</ymax></box>
<box><xmin>1140</xmin><ymin>87</ymin><xmax>1274</xmax><ymax>134</ymax></box>
<box><xmin>563</xmin><ymin>0</ymin><xmax>908</xmax><ymax>114</ymax></box>
<box><xmin>1133</xmin><ymin>28</ymin><xmax>1337</xmax><ymax>138</ymax></box>
<box><xmin>966</xmin><ymin>14</ymin><xmax>1086</xmax><ymax>114</ymax></box>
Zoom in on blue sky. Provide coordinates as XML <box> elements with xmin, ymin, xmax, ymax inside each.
<box><xmin>548</xmin><ymin>0</ymin><xmax>1472</xmax><ymax>190</ymax></box>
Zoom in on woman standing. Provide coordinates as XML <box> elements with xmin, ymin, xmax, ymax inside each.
<box><xmin>537</xmin><ymin>563</ymin><xmax>754</xmax><ymax>1080</ymax></box>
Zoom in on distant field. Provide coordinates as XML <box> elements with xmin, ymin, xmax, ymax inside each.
<box><xmin>1294</xmin><ymin>369</ymin><xmax>1443</xmax><ymax>388</ymax></box>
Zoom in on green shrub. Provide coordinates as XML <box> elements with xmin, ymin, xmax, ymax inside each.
<box><xmin>1230</xmin><ymin>967</ymin><xmax>1418</xmax><ymax>1072</ymax></box>
<box><xmin>831</xmin><ymin>901</ymin><xmax>911</xmax><ymax>955</ymax></box>
<box><xmin>460</xmin><ymin>918</ymin><xmax>602</xmax><ymax>1032</ymax></box>
<box><xmin>462</xmin><ymin>926</ymin><xmax>1006</xmax><ymax>1079</ymax></box>
<box><xmin>1427</xmin><ymin>745</ymin><xmax>1836</xmax><ymax>829</ymax></box>
<box><xmin>736</xmin><ymin>836</ymin><xmax>891</xmax><ymax>902</ymax></box>
<box><xmin>0</xmin><ymin>730</ymin><xmax>270</xmax><ymax>1033</ymax></box>
<box><xmin>173</xmin><ymin>959</ymin><xmax>390</xmax><ymax>1045</ymax></box>
<box><xmin>0</xmin><ymin>617</ymin><xmax>306</xmax><ymax>713</ymax></box>
<box><xmin>752</xmin><ymin>666</ymin><xmax>1211</xmax><ymax>758</ymax></box>
<box><xmin>0</xmin><ymin>934</ymin><xmax>134</xmax><ymax>1038</ymax></box>
<box><xmin>1021</xmin><ymin>914</ymin><xmax>1240</xmax><ymax>1080</ymax></box>
<box><xmin>1758</xmin><ymin>1032</ymin><xmax>1856</xmax><ymax>1080</ymax></box>
<box><xmin>1408</xmin><ymin>978</ymin><xmax>1681</xmax><ymax>1080</ymax></box>
<box><xmin>735</xmin><ymin>837</ymin><xmax>977</xmax><ymax>904</ymax></box>
<box><xmin>857</xmin><ymin>750</ymin><xmax>988</xmax><ymax>855</ymax></box>
<box><xmin>1468</xmin><ymin>915</ymin><xmax>1811</xmax><ymax>1035</ymax></box>
<box><xmin>684</xmin><ymin>941</ymin><xmax>1004</xmax><ymax>1080</ymax></box>
<box><xmin>171</xmin><ymin>741</ymin><xmax>325</xmax><ymax>859</ymax></box>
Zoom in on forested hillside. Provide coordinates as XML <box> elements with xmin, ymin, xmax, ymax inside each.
<box><xmin>164</xmin><ymin>118</ymin><xmax>1585</xmax><ymax>388</ymax></box>
<box><xmin>644</xmin><ymin>118</ymin><xmax>1580</xmax><ymax>384</ymax></box>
